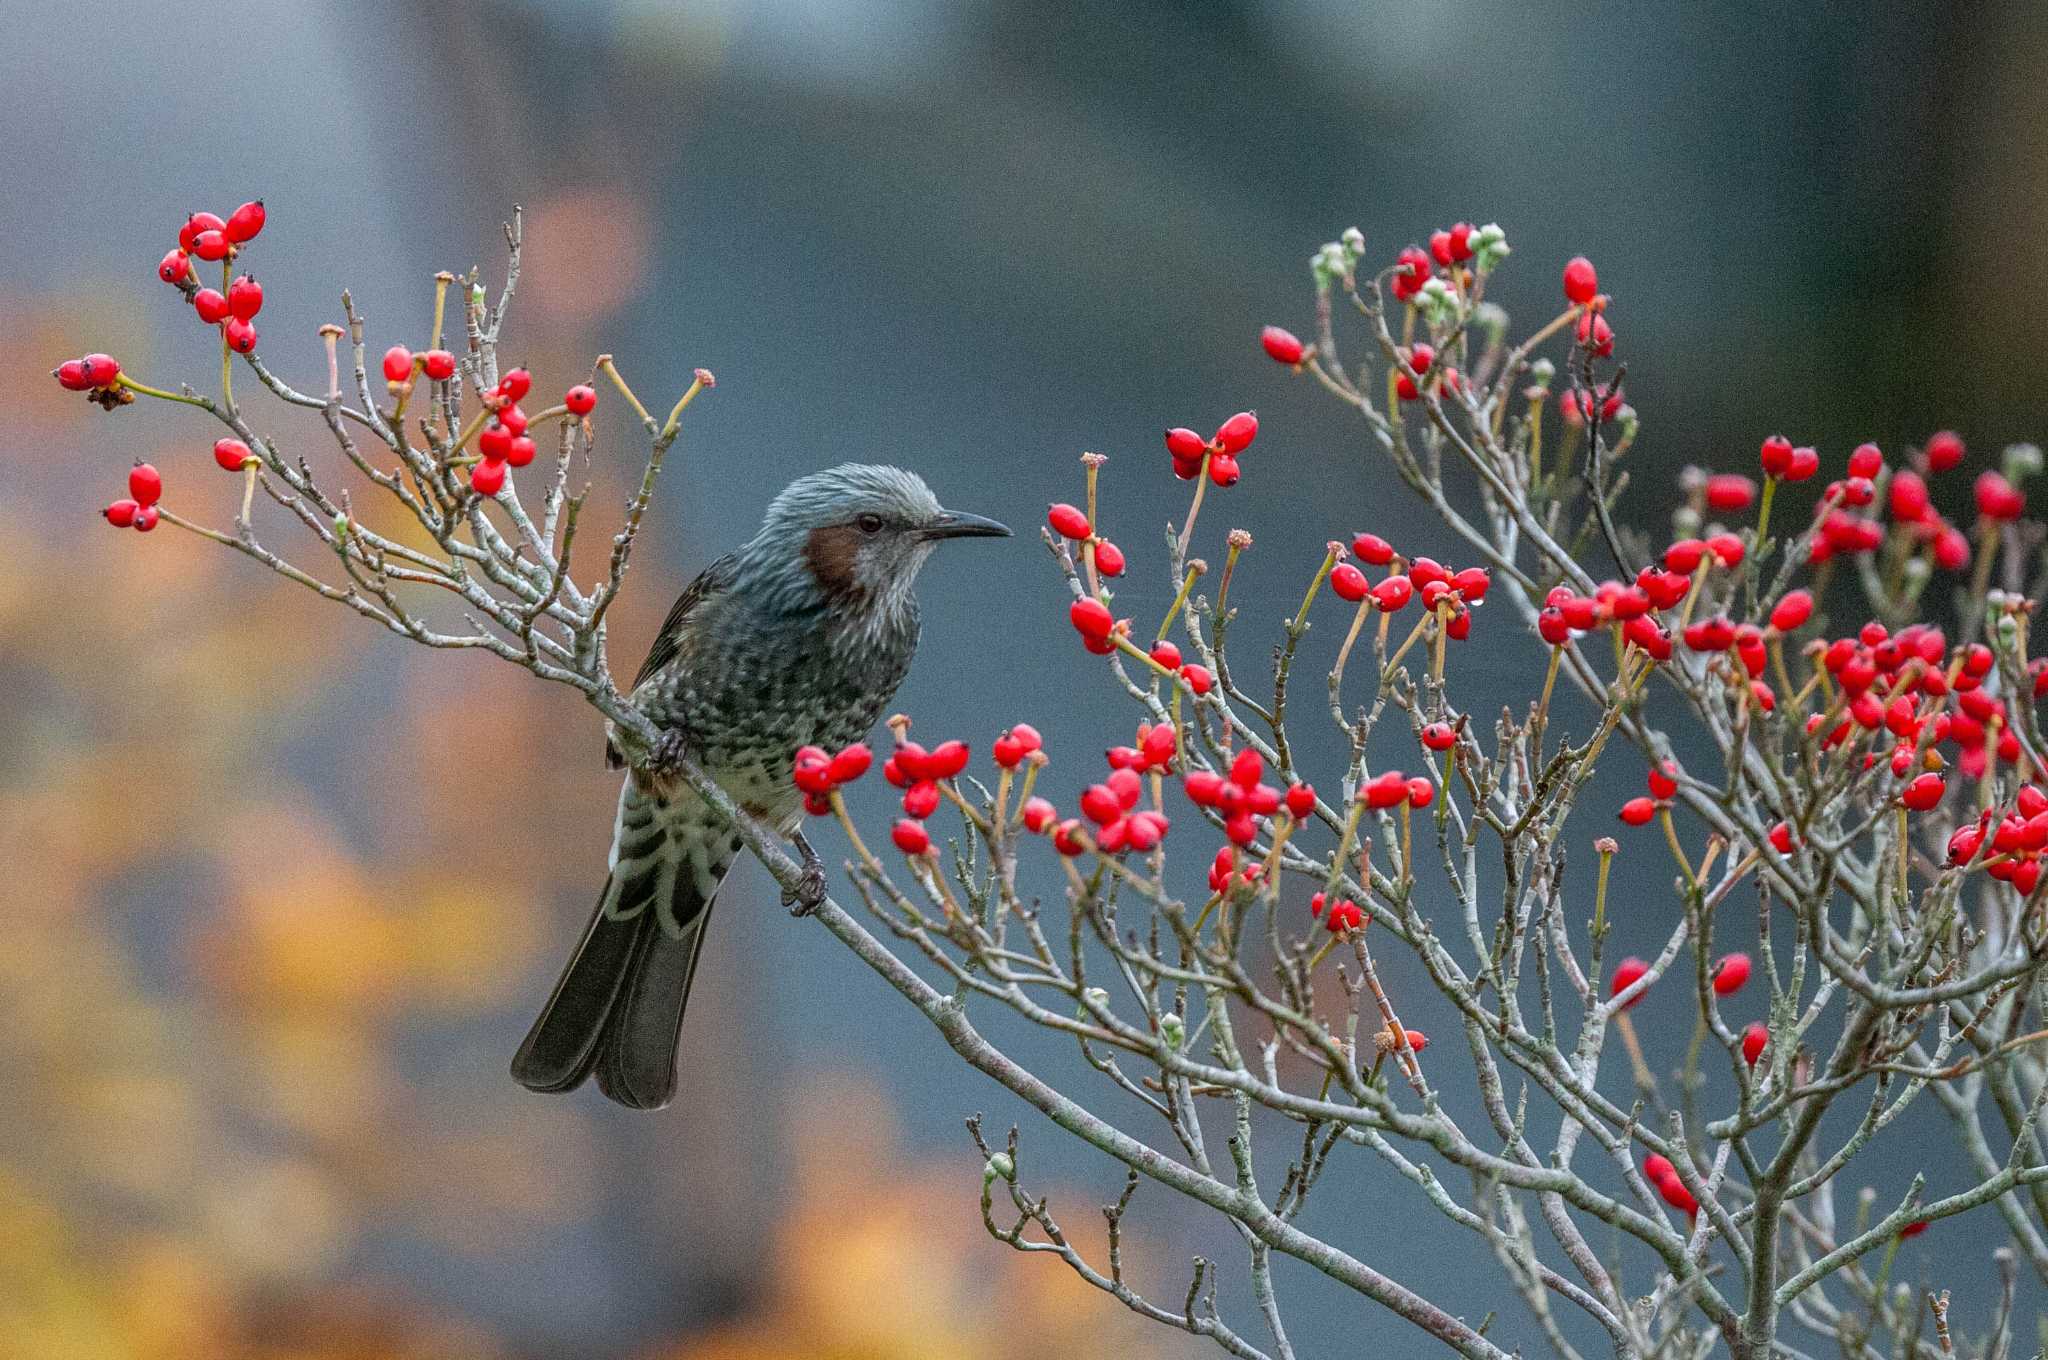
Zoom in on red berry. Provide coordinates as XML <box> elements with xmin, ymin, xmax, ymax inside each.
<box><xmin>1741</xmin><ymin>1022</ymin><xmax>1769</xmax><ymax>1065</ymax></box>
<box><xmin>1070</xmin><ymin>597</ymin><xmax>1114</xmax><ymax>641</ymax></box>
<box><xmin>1768</xmin><ymin>821</ymin><xmax>1795</xmax><ymax>854</ymax></box>
<box><xmin>1285</xmin><ymin>784</ymin><xmax>1315</xmax><ymax>818</ymax></box>
<box><xmin>213</xmin><ymin>437</ymin><xmax>254</xmax><ymax>472</ymax></box>
<box><xmin>1610</xmin><ymin>956</ymin><xmax>1650</xmax><ymax>1007</ymax></box>
<box><xmin>1180</xmin><ymin>663</ymin><xmax>1213</xmax><ymax>695</ymax></box>
<box><xmin>54</xmin><ymin>360</ymin><xmax>90</xmax><ymax>391</ymax></box>
<box><xmin>1933</xmin><ymin>527</ymin><xmax>1971</xmax><ymax>571</ymax></box>
<box><xmin>1021</xmin><ymin>797</ymin><xmax>1057</xmax><ymax>833</ymax></box>
<box><xmin>223</xmin><ymin>199</ymin><xmax>266</xmax><ymax>244</ymax></box>
<box><xmin>793</xmin><ymin>746</ymin><xmax>834</xmax><ymax>795</ymax></box>
<box><xmin>1363</xmin><ymin>770</ymin><xmax>1408</xmax><ymax>809</ymax></box>
<box><xmin>1402</xmin><ymin>1028</ymin><xmax>1428</xmax><ymax>1052</ymax></box>
<box><xmin>1889</xmin><ymin>469</ymin><xmax>1931</xmax><ymax>521</ymax></box>
<box><xmin>478</xmin><ymin>423</ymin><xmax>513</xmax><ymax>462</ymax></box>
<box><xmin>1421</xmin><ymin>722</ymin><xmax>1455</xmax><ymax>751</ymax></box>
<box><xmin>1705</xmin><ymin>473</ymin><xmax>1755</xmax><ymax>512</ymax></box>
<box><xmin>1537</xmin><ymin>606</ymin><xmax>1570</xmax><ymax>646</ymax></box>
<box><xmin>1759</xmin><ymin>435</ymin><xmax>1794</xmax><ymax>478</ymax></box>
<box><xmin>1329</xmin><ymin>562</ymin><xmax>1370</xmax><ymax>602</ymax></box>
<box><xmin>1429</xmin><ymin>229</ymin><xmax>1455</xmax><ymax>266</ymax></box>
<box><xmin>1405</xmin><ymin>777</ymin><xmax>1434</xmax><ymax>807</ymax></box>
<box><xmin>223</xmin><ymin>318</ymin><xmax>257</xmax><ymax>353</ymax></box>
<box><xmin>1770</xmin><ymin>589</ymin><xmax>1814</xmax><ymax>632</ymax></box>
<box><xmin>158</xmin><ymin>249</ymin><xmax>190</xmax><ymax>284</ymax></box>
<box><xmin>1092</xmin><ymin>539</ymin><xmax>1125</xmax><ymax>577</ymax></box>
<box><xmin>79</xmin><ymin>354</ymin><xmax>120</xmax><ymax>387</ymax></box>
<box><xmin>1391</xmin><ymin>245</ymin><xmax>1433</xmax><ymax>301</ymax></box>
<box><xmin>827</xmin><ymin>743</ymin><xmax>873</xmax><ymax>785</ymax></box>
<box><xmin>1372</xmin><ymin>576</ymin><xmax>1414</xmax><ymax>612</ymax></box>
<box><xmin>1149</xmin><ymin>640</ymin><xmax>1181</xmax><ymax>670</ymax></box>
<box><xmin>1648</xmin><ymin>760</ymin><xmax>1678</xmax><ymax>800</ymax></box>
<box><xmin>1925</xmin><ymin>430</ymin><xmax>1964</xmax><ymax>472</ymax></box>
<box><xmin>1899</xmin><ymin>1220</ymin><xmax>1928</xmax><ymax>1239</ymax></box>
<box><xmin>1705</xmin><ymin>533</ymin><xmax>1745</xmax><ymax>567</ymax></box>
<box><xmin>1664</xmin><ymin>539</ymin><xmax>1706</xmax><ymax>574</ymax></box>
<box><xmin>1165</xmin><ymin>427</ymin><xmax>1206</xmax><ymax>459</ymax></box>
<box><xmin>1214</xmin><ymin>411</ymin><xmax>1258</xmax><ymax>454</ymax></box>
<box><xmin>178</xmin><ymin>211</ymin><xmax>225</xmax><ymax>252</ymax></box>
<box><xmin>903</xmin><ymin>780</ymin><xmax>942</xmax><ymax>819</ymax></box>
<box><xmin>1848</xmin><ymin>442</ymin><xmax>1883</xmax><ymax>479</ymax></box>
<box><xmin>191</xmin><ymin>229</ymin><xmax>230</xmax><ymax>261</ymax></box>
<box><xmin>1207</xmin><ymin>454</ymin><xmax>1240</xmax><ymax>487</ymax></box>
<box><xmin>1618</xmin><ymin>797</ymin><xmax>1655</xmax><ymax>826</ymax></box>
<box><xmin>227</xmin><ymin>274</ymin><xmax>263</xmax><ymax>320</ymax></box>
<box><xmin>497</xmin><ymin>368</ymin><xmax>533</xmax><ymax>402</ymax></box>
<box><xmin>1319</xmin><ymin>896</ymin><xmax>1364</xmax><ymax>932</ymax></box>
<box><xmin>1975</xmin><ymin>470</ymin><xmax>2025</xmax><ymax>520</ymax></box>
<box><xmin>102</xmin><ymin>499</ymin><xmax>139</xmax><ymax>527</ymax></box>
<box><xmin>1562</xmin><ymin>256</ymin><xmax>1598</xmax><ymax>305</ymax></box>
<box><xmin>1574</xmin><ymin>311</ymin><xmax>1614</xmax><ymax>357</ymax></box>
<box><xmin>564</xmin><ymin>383</ymin><xmax>597</xmax><ymax>414</ymax></box>
<box><xmin>1712</xmin><ymin>953</ymin><xmax>1751</xmax><ymax>995</ymax></box>
<box><xmin>1901</xmin><ymin>772</ymin><xmax>1945</xmax><ymax>811</ymax></box>
<box><xmin>423</xmin><ymin>350</ymin><xmax>458</xmax><ymax>382</ymax></box>
<box><xmin>1785</xmin><ymin>446</ymin><xmax>1820</xmax><ymax>481</ymax></box>
<box><xmin>128</xmin><ymin>463</ymin><xmax>162</xmax><ymax>507</ymax></box>
<box><xmin>891</xmin><ymin>820</ymin><xmax>932</xmax><ymax>855</ymax></box>
<box><xmin>470</xmin><ymin>459</ymin><xmax>507</xmax><ymax>496</ymax></box>
<box><xmin>1260</xmin><ymin>325</ymin><xmax>1305</xmax><ymax>364</ymax></box>
<box><xmin>1352</xmin><ymin>533</ymin><xmax>1394</xmax><ymax>565</ymax></box>
<box><xmin>506</xmin><ymin>435</ymin><xmax>537</xmax><ymax>468</ymax></box>
<box><xmin>133</xmin><ymin>505</ymin><xmax>159</xmax><ymax>532</ymax></box>
<box><xmin>192</xmin><ymin>287</ymin><xmax>230</xmax><ymax>324</ymax></box>
<box><xmin>928</xmin><ymin>739</ymin><xmax>971</xmax><ymax>779</ymax></box>
<box><xmin>1656</xmin><ymin>1171</ymin><xmax>1698</xmax><ymax>1217</ymax></box>
<box><xmin>382</xmin><ymin>346</ymin><xmax>414</xmax><ymax>384</ymax></box>
<box><xmin>1050</xmin><ymin>503</ymin><xmax>1092</xmax><ymax>541</ymax></box>
<box><xmin>1447</xmin><ymin>222</ymin><xmax>1474</xmax><ymax>261</ymax></box>
<box><xmin>497</xmin><ymin>405</ymin><xmax>529</xmax><ymax>438</ymax></box>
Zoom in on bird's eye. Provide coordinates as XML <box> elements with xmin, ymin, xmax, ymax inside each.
<box><xmin>856</xmin><ymin>513</ymin><xmax>885</xmax><ymax>534</ymax></box>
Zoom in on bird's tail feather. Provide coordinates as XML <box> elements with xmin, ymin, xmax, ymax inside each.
<box><xmin>511</xmin><ymin>784</ymin><xmax>725</xmax><ymax>1110</ymax></box>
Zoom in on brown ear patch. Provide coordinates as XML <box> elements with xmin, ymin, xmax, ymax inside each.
<box><xmin>803</xmin><ymin>524</ymin><xmax>869</xmax><ymax>606</ymax></box>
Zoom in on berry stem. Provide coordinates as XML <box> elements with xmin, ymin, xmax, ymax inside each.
<box><xmin>1156</xmin><ymin>564</ymin><xmax>1201</xmax><ymax>644</ymax></box>
<box><xmin>1533</xmin><ymin>644</ymin><xmax>1563</xmax><ymax>749</ymax></box>
<box><xmin>1291</xmin><ymin>544</ymin><xmax>1339</xmax><ymax>634</ymax></box>
<box><xmin>1330</xmin><ymin>598</ymin><xmax>1372</xmax><ymax>688</ymax></box>
<box><xmin>658</xmin><ymin>370</ymin><xmax>712</xmax><ymax>445</ymax></box>
<box><xmin>113</xmin><ymin>374</ymin><xmax>212</xmax><ymax>410</ymax></box>
<box><xmin>220</xmin><ymin>260</ymin><xmax>235</xmax><ymax>414</ymax></box>
<box><xmin>596</xmin><ymin>355</ymin><xmax>656</xmax><ymax>432</ymax></box>
<box><xmin>430</xmin><ymin>271</ymin><xmax>453</xmax><ymax>352</ymax></box>
<box><xmin>829</xmin><ymin>791</ymin><xmax>883</xmax><ymax>874</ymax></box>
<box><xmin>238</xmin><ymin>462</ymin><xmax>258</xmax><ymax>531</ymax></box>
<box><xmin>1592</xmin><ymin>842</ymin><xmax>1614</xmax><ymax>940</ymax></box>
<box><xmin>1659</xmin><ymin>807</ymin><xmax>1700</xmax><ymax>891</ymax></box>
<box><xmin>1174</xmin><ymin>453</ymin><xmax>1212</xmax><ymax>562</ymax></box>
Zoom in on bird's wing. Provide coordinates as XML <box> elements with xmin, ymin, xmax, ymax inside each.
<box><xmin>633</xmin><ymin>551</ymin><xmax>738</xmax><ymax>690</ymax></box>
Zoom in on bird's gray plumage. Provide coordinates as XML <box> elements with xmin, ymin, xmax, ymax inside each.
<box><xmin>511</xmin><ymin>464</ymin><xmax>1008</xmax><ymax>1109</ymax></box>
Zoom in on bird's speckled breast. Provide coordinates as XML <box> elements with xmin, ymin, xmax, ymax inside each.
<box><xmin>636</xmin><ymin>590</ymin><xmax>920</xmax><ymax>833</ymax></box>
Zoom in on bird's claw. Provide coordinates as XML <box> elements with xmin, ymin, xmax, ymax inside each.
<box><xmin>784</xmin><ymin>858</ymin><xmax>828</xmax><ymax>916</ymax></box>
<box><xmin>643</xmin><ymin>729</ymin><xmax>690</xmax><ymax>780</ymax></box>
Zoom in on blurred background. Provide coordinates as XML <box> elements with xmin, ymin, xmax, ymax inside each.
<box><xmin>6</xmin><ymin>1</ymin><xmax>2048</xmax><ymax>1356</ymax></box>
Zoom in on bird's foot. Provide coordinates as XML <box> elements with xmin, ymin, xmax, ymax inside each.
<box><xmin>641</xmin><ymin>728</ymin><xmax>691</xmax><ymax>780</ymax></box>
<box><xmin>784</xmin><ymin>833</ymin><xmax>829</xmax><ymax>916</ymax></box>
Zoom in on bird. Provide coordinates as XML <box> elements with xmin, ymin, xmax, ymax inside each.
<box><xmin>510</xmin><ymin>463</ymin><xmax>1010</xmax><ymax>1109</ymax></box>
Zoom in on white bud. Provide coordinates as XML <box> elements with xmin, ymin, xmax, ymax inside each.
<box><xmin>984</xmin><ymin>1152</ymin><xmax>1015</xmax><ymax>1181</ymax></box>
<box><xmin>1083</xmin><ymin>986</ymin><xmax>1110</xmax><ymax>1010</ymax></box>
<box><xmin>1159</xmin><ymin>1012</ymin><xmax>1186</xmax><ymax>1048</ymax></box>
<box><xmin>2004</xmin><ymin>442</ymin><xmax>2043</xmax><ymax>479</ymax></box>
<box><xmin>1901</xmin><ymin>555</ymin><xmax>1931</xmax><ymax>586</ymax></box>
<box><xmin>1341</xmin><ymin>226</ymin><xmax>1366</xmax><ymax>255</ymax></box>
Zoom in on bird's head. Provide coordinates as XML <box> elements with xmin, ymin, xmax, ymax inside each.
<box><xmin>745</xmin><ymin>463</ymin><xmax>1010</xmax><ymax>616</ymax></box>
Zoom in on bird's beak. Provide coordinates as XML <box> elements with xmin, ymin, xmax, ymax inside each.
<box><xmin>924</xmin><ymin>509</ymin><xmax>1012</xmax><ymax>540</ymax></box>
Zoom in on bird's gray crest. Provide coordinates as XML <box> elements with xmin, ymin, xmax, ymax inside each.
<box><xmin>758</xmin><ymin>463</ymin><xmax>944</xmax><ymax>535</ymax></box>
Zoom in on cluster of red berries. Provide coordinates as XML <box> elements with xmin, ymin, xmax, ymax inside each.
<box><xmin>1045</xmin><ymin>502</ymin><xmax>1126</xmax><ymax>578</ymax></box>
<box><xmin>464</xmin><ymin>367</ymin><xmax>539</xmax><ymax>496</ymax></box>
<box><xmin>1162</xmin><ymin>411</ymin><xmax>1258</xmax><ymax>486</ymax></box>
<box><xmin>101</xmin><ymin>463</ymin><xmax>163</xmax><ymax>532</ymax></box>
<box><xmin>1616</xmin><ymin>759</ymin><xmax>1681</xmax><ymax>826</ymax></box>
<box><xmin>1067</xmin><ymin>599</ymin><xmax>1215</xmax><ymax>695</ymax></box>
<box><xmin>880</xmin><ymin>735</ymin><xmax>973</xmax><ymax>850</ymax></box>
<box><xmin>1946</xmin><ymin>783</ymin><xmax>2048</xmax><ymax>896</ymax></box>
<box><xmin>53</xmin><ymin>353</ymin><xmax>132</xmax><ymax>410</ymax></box>
<box><xmin>158</xmin><ymin>202</ymin><xmax>268</xmax><ymax>354</ymax></box>
<box><xmin>1184</xmin><ymin>748</ymin><xmax>1298</xmax><ymax>847</ymax></box>
<box><xmin>1310</xmin><ymin>891</ymin><xmax>1364</xmax><ymax>933</ymax></box>
<box><xmin>1329</xmin><ymin>534</ymin><xmax>1489</xmax><ymax>637</ymax></box>
<box><xmin>1070</xmin><ymin>765</ymin><xmax>1173</xmax><ymax>855</ymax></box>
<box><xmin>793</xmin><ymin>742</ymin><xmax>874</xmax><ymax>813</ymax></box>
<box><xmin>382</xmin><ymin>342</ymin><xmax>460</xmax><ymax>394</ymax></box>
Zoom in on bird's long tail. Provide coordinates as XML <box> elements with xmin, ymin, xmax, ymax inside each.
<box><xmin>511</xmin><ymin>781</ymin><xmax>731</xmax><ymax>1110</ymax></box>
